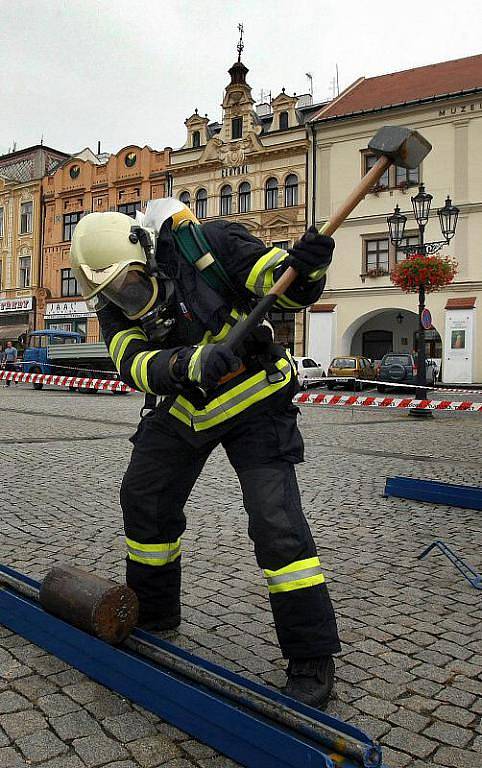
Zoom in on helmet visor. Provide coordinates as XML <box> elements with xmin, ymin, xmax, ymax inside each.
<box><xmin>101</xmin><ymin>266</ymin><xmax>158</xmax><ymax>319</ymax></box>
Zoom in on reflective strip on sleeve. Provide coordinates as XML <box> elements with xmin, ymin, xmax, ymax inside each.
<box><xmin>187</xmin><ymin>346</ymin><xmax>204</xmax><ymax>383</ymax></box>
<box><xmin>307</xmin><ymin>265</ymin><xmax>329</xmax><ymax>282</ymax></box>
<box><xmin>109</xmin><ymin>328</ymin><xmax>147</xmax><ymax>370</ymax></box>
<box><xmin>130</xmin><ymin>350</ymin><xmax>158</xmax><ymax>394</ymax></box>
<box><xmin>245</xmin><ymin>248</ymin><xmax>288</xmax><ymax>297</ymax></box>
<box><xmin>263</xmin><ymin>556</ymin><xmax>325</xmax><ymax>594</ymax></box>
<box><xmin>126</xmin><ymin>537</ymin><xmax>182</xmax><ymax>566</ymax></box>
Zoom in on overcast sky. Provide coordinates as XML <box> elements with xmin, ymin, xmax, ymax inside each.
<box><xmin>1</xmin><ymin>0</ymin><xmax>482</xmax><ymax>157</ymax></box>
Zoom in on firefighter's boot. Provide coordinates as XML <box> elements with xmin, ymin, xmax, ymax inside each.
<box><xmin>283</xmin><ymin>656</ymin><xmax>335</xmax><ymax>709</ymax></box>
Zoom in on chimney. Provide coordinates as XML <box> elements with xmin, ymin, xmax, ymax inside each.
<box><xmin>97</xmin><ymin>141</ymin><xmax>101</xmax><ymax>154</ymax></box>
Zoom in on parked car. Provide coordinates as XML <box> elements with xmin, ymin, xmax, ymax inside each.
<box><xmin>326</xmin><ymin>356</ymin><xmax>376</xmax><ymax>390</ymax></box>
<box><xmin>293</xmin><ymin>357</ymin><xmax>325</xmax><ymax>389</ymax></box>
<box><xmin>377</xmin><ymin>352</ymin><xmax>438</xmax><ymax>392</ymax></box>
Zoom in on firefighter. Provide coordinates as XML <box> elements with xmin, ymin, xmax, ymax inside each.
<box><xmin>70</xmin><ymin>200</ymin><xmax>341</xmax><ymax>708</ymax></box>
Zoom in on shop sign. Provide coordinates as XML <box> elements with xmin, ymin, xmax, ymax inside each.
<box><xmin>45</xmin><ymin>300</ymin><xmax>95</xmax><ymax>320</ymax></box>
<box><xmin>0</xmin><ymin>297</ymin><xmax>33</xmax><ymax>313</ymax></box>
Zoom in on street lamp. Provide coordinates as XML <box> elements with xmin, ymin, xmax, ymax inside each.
<box><xmin>387</xmin><ymin>184</ymin><xmax>460</xmax><ymax>415</ymax></box>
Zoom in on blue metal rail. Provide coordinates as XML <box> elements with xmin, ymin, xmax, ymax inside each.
<box><xmin>384</xmin><ymin>476</ymin><xmax>482</xmax><ymax>511</ymax></box>
<box><xmin>0</xmin><ymin>564</ymin><xmax>386</xmax><ymax>768</ymax></box>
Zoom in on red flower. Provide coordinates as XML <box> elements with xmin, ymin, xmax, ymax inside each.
<box><xmin>390</xmin><ymin>254</ymin><xmax>457</xmax><ymax>293</ymax></box>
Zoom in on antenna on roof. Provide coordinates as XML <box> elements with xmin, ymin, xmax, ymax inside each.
<box><xmin>306</xmin><ymin>73</ymin><xmax>313</xmax><ymax>96</ymax></box>
<box><xmin>336</xmin><ymin>63</ymin><xmax>340</xmax><ymax>96</ymax></box>
<box><xmin>237</xmin><ymin>22</ymin><xmax>244</xmax><ymax>62</ymax></box>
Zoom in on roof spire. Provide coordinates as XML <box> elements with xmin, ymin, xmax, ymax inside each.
<box><xmin>237</xmin><ymin>22</ymin><xmax>244</xmax><ymax>62</ymax></box>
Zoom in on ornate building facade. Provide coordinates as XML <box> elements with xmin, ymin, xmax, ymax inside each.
<box><xmin>41</xmin><ymin>144</ymin><xmax>171</xmax><ymax>341</ymax></box>
<box><xmin>168</xmin><ymin>57</ymin><xmax>324</xmax><ymax>353</ymax></box>
<box><xmin>0</xmin><ymin>145</ymin><xmax>69</xmax><ymax>343</ymax></box>
<box><xmin>306</xmin><ymin>54</ymin><xmax>482</xmax><ymax>383</ymax></box>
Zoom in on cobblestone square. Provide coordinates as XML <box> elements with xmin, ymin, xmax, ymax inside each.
<box><xmin>1</xmin><ymin>386</ymin><xmax>481</xmax><ymax>767</ymax></box>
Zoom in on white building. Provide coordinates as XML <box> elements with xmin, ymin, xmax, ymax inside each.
<box><xmin>307</xmin><ymin>54</ymin><xmax>482</xmax><ymax>384</ymax></box>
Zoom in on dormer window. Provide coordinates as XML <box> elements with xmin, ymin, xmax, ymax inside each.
<box><xmin>232</xmin><ymin>117</ymin><xmax>243</xmax><ymax>140</ymax></box>
<box><xmin>279</xmin><ymin>111</ymin><xmax>289</xmax><ymax>130</ymax></box>
<box><xmin>192</xmin><ymin>131</ymin><xmax>201</xmax><ymax>148</ymax></box>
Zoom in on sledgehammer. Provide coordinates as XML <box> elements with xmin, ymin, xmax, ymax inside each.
<box><xmin>224</xmin><ymin>125</ymin><xmax>432</xmax><ymax>352</ymax></box>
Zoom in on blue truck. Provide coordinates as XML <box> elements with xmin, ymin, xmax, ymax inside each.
<box><xmin>21</xmin><ymin>329</ymin><xmax>119</xmax><ymax>391</ymax></box>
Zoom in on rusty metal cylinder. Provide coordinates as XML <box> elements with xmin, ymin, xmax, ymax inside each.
<box><xmin>39</xmin><ymin>565</ymin><xmax>139</xmax><ymax>645</ymax></box>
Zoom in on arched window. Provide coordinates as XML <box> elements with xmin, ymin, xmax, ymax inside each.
<box><xmin>192</xmin><ymin>130</ymin><xmax>201</xmax><ymax>148</ymax></box>
<box><xmin>279</xmin><ymin>111</ymin><xmax>289</xmax><ymax>130</ymax></box>
<box><xmin>179</xmin><ymin>191</ymin><xmax>191</xmax><ymax>208</ymax></box>
<box><xmin>238</xmin><ymin>182</ymin><xmax>251</xmax><ymax>214</ymax></box>
<box><xmin>220</xmin><ymin>185</ymin><xmax>232</xmax><ymax>216</ymax></box>
<box><xmin>265</xmin><ymin>177</ymin><xmax>278</xmax><ymax>210</ymax></box>
<box><xmin>285</xmin><ymin>174</ymin><xmax>298</xmax><ymax>207</ymax></box>
<box><xmin>195</xmin><ymin>188</ymin><xmax>207</xmax><ymax>219</ymax></box>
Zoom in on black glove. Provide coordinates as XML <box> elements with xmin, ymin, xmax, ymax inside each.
<box><xmin>286</xmin><ymin>226</ymin><xmax>335</xmax><ymax>278</ymax></box>
<box><xmin>173</xmin><ymin>343</ymin><xmax>242</xmax><ymax>390</ymax></box>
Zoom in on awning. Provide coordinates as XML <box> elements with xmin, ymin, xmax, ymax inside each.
<box><xmin>0</xmin><ymin>324</ymin><xmax>29</xmax><ymax>341</ymax></box>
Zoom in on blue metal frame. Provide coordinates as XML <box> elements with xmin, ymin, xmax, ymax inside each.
<box><xmin>384</xmin><ymin>476</ymin><xmax>482</xmax><ymax>511</ymax></box>
<box><xmin>419</xmin><ymin>541</ymin><xmax>482</xmax><ymax>590</ymax></box>
<box><xmin>0</xmin><ymin>565</ymin><xmax>386</xmax><ymax>768</ymax></box>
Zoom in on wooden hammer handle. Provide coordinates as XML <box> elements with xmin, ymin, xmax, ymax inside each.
<box><xmin>225</xmin><ymin>154</ymin><xmax>392</xmax><ymax>351</ymax></box>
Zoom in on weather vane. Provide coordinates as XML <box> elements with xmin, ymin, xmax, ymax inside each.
<box><xmin>237</xmin><ymin>23</ymin><xmax>244</xmax><ymax>62</ymax></box>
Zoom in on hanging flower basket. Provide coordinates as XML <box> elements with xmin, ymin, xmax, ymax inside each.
<box><xmin>390</xmin><ymin>253</ymin><xmax>457</xmax><ymax>293</ymax></box>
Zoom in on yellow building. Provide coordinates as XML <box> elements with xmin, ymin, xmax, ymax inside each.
<box><xmin>169</xmin><ymin>56</ymin><xmax>324</xmax><ymax>352</ymax></box>
<box><xmin>0</xmin><ymin>145</ymin><xmax>68</xmax><ymax>342</ymax></box>
<box><xmin>41</xmin><ymin>144</ymin><xmax>171</xmax><ymax>341</ymax></box>
<box><xmin>307</xmin><ymin>54</ymin><xmax>482</xmax><ymax>384</ymax></box>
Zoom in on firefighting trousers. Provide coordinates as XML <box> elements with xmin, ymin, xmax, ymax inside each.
<box><xmin>120</xmin><ymin>405</ymin><xmax>341</xmax><ymax>659</ymax></box>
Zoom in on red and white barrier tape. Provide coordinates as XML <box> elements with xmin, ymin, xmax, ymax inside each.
<box><xmin>2</xmin><ymin>370</ymin><xmax>481</xmax><ymax>412</ymax></box>
<box><xmin>294</xmin><ymin>391</ymin><xmax>482</xmax><ymax>412</ymax></box>
<box><xmin>0</xmin><ymin>370</ymin><xmax>133</xmax><ymax>393</ymax></box>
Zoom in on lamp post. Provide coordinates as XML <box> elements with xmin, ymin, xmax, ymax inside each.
<box><xmin>387</xmin><ymin>186</ymin><xmax>459</xmax><ymax>414</ymax></box>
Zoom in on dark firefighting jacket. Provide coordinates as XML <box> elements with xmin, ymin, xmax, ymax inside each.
<box><xmin>98</xmin><ymin>220</ymin><xmax>328</xmax><ymax>432</ymax></box>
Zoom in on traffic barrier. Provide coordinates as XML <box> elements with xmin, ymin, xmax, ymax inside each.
<box><xmin>3</xmin><ymin>369</ymin><xmax>482</xmax><ymax>411</ymax></box>
<box><xmin>294</xmin><ymin>391</ymin><xmax>482</xmax><ymax>412</ymax></box>
<box><xmin>0</xmin><ymin>369</ymin><xmax>133</xmax><ymax>393</ymax></box>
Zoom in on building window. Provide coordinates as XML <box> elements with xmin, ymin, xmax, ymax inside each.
<box><xmin>396</xmin><ymin>234</ymin><xmax>419</xmax><ymax>262</ymax></box>
<box><xmin>232</xmin><ymin>117</ymin><xmax>243</xmax><ymax>140</ymax></box>
<box><xmin>179</xmin><ymin>191</ymin><xmax>191</xmax><ymax>208</ymax></box>
<box><xmin>395</xmin><ymin>164</ymin><xmax>420</xmax><ymax>187</ymax></box>
<box><xmin>364</xmin><ymin>238</ymin><xmax>389</xmax><ymax>273</ymax></box>
<box><xmin>61</xmin><ymin>268</ymin><xmax>79</xmax><ymax>297</ymax></box>
<box><xmin>265</xmin><ymin>178</ymin><xmax>278</xmax><ymax>210</ymax></box>
<box><xmin>117</xmin><ymin>202</ymin><xmax>141</xmax><ymax>218</ymax></box>
<box><xmin>272</xmin><ymin>241</ymin><xmax>289</xmax><ymax>250</ymax></box>
<box><xmin>220</xmin><ymin>185</ymin><xmax>232</xmax><ymax>216</ymax></box>
<box><xmin>196</xmin><ymin>188</ymin><xmax>207</xmax><ymax>219</ymax></box>
<box><xmin>192</xmin><ymin>131</ymin><xmax>201</xmax><ymax>148</ymax></box>
<box><xmin>279</xmin><ymin>111</ymin><xmax>289</xmax><ymax>130</ymax></box>
<box><xmin>238</xmin><ymin>182</ymin><xmax>251</xmax><ymax>213</ymax></box>
<box><xmin>19</xmin><ymin>255</ymin><xmax>31</xmax><ymax>287</ymax></box>
<box><xmin>364</xmin><ymin>152</ymin><xmax>420</xmax><ymax>191</ymax></box>
<box><xmin>63</xmin><ymin>211</ymin><xmax>82</xmax><ymax>241</ymax></box>
<box><xmin>0</xmin><ymin>207</ymin><xmax>3</xmax><ymax>237</ymax></box>
<box><xmin>284</xmin><ymin>174</ymin><xmax>298</xmax><ymax>207</ymax></box>
<box><xmin>20</xmin><ymin>202</ymin><xmax>33</xmax><ymax>234</ymax></box>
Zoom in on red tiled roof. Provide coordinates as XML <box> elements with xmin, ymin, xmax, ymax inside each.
<box><xmin>445</xmin><ymin>297</ymin><xmax>476</xmax><ymax>309</ymax></box>
<box><xmin>312</xmin><ymin>54</ymin><xmax>482</xmax><ymax>122</ymax></box>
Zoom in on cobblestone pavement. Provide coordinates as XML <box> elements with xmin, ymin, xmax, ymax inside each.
<box><xmin>1</xmin><ymin>385</ymin><xmax>481</xmax><ymax>768</ymax></box>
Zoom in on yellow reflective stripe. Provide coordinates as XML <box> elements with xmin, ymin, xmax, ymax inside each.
<box><xmin>308</xmin><ymin>265</ymin><xmax>329</xmax><ymax>282</ymax></box>
<box><xmin>109</xmin><ymin>328</ymin><xmax>147</xmax><ymax>370</ymax></box>
<box><xmin>126</xmin><ymin>537</ymin><xmax>182</xmax><ymax>566</ymax></box>
<box><xmin>275</xmin><ymin>294</ymin><xmax>305</xmax><ymax>310</ymax></box>
<box><xmin>245</xmin><ymin>248</ymin><xmax>287</xmax><ymax>296</ymax></box>
<box><xmin>130</xmin><ymin>351</ymin><xmax>150</xmax><ymax>391</ymax></box>
<box><xmin>168</xmin><ymin>358</ymin><xmax>292</xmax><ymax>431</ymax></box>
<box><xmin>187</xmin><ymin>346</ymin><xmax>203</xmax><ymax>382</ymax></box>
<box><xmin>263</xmin><ymin>557</ymin><xmax>325</xmax><ymax>594</ymax></box>
<box><xmin>139</xmin><ymin>350</ymin><xmax>158</xmax><ymax>394</ymax></box>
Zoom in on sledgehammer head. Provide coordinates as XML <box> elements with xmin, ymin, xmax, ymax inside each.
<box><xmin>368</xmin><ymin>126</ymin><xmax>431</xmax><ymax>169</ymax></box>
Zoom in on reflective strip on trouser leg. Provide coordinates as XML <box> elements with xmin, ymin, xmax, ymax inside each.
<box><xmin>126</xmin><ymin>537</ymin><xmax>181</xmax><ymax>566</ymax></box>
<box><xmin>263</xmin><ymin>556</ymin><xmax>325</xmax><ymax>594</ymax></box>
